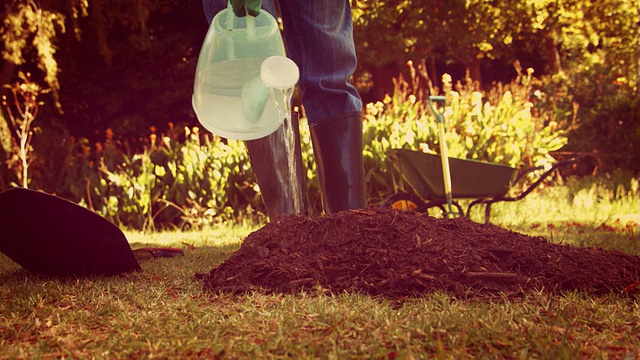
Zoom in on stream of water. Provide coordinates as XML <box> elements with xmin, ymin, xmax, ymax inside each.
<box><xmin>270</xmin><ymin>87</ymin><xmax>303</xmax><ymax>215</ymax></box>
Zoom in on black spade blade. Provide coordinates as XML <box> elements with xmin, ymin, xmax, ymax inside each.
<box><xmin>0</xmin><ymin>188</ymin><xmax>141</xmax><ymax>276</ymax></box>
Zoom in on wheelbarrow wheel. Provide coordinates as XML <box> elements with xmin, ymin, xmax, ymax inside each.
<box><xmin>383</xmin><ymin>192</ymin><xmax>425</xmax><ymax>211</ymax></box>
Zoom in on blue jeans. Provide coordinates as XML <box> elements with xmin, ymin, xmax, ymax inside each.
<box><xmin>201</xmin><ymin>0</ymin><xmax>362</xmax><ymax>125</ymax></box>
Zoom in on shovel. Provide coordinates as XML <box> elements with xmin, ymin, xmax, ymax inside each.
<box><xmin>428</xmin><ymin>95</ymin><xmax>458</xmax><ymax>218</ymax></box>
<box><xmin>0</xmin><ymin>187</ymin><xmax>141</xmax><ymax>276</ymax></box>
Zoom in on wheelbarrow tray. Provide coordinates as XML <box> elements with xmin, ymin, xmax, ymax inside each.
<box><xmin>0</xmin><ymin>188</ymin><xmax>141</xmax><ymax>276</ymax></box>
<box><xmin>388</xmin><ymin>149</ymin><xmax>518</xmax><ymax>200</ymax></box>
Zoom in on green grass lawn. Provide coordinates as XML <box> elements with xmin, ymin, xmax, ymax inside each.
<box><xmin>1</xmin><ymin>178</ymin><xmax>638</xmax><ymax>359</ymax></box>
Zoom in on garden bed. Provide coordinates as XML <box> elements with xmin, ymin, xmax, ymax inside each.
<box><xmin>199</xmin><ymin>207</ymin><xmax>639</xmax><ymax>299</ymax></box>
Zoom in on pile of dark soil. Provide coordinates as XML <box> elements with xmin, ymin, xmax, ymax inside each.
<box><xmin>199</xmin><ymin>207</ymin><xmax>639</xmax><ymax>299</ymax></box>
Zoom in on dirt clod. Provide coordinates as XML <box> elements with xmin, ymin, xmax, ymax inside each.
<box><xmin>200</xmin><ymin>207</ymin><xmax>639</xmax><ymax>299</ymax></box>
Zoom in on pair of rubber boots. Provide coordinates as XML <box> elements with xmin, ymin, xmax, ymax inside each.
<box><xmin>245</xmin><ymin>112</ymin><xmax>366</xmax><ymax>219</ymax></box>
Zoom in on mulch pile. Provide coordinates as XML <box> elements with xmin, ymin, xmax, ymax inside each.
<box><xmin>199</xmin><ymin>207</ymin><xmax>639</xmax><ymax>299</ymax></box>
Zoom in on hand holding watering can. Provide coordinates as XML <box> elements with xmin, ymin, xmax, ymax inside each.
<box><xmin>229</xmin><ymin>0</ymin><xmax>262</xmax><ymax>17</ymax></box>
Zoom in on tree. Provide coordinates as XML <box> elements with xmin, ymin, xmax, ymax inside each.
<box><xmin>0</xmin><ymin>0</ymin><xmax>68</xmax><ymax>106</ymax></box>
<box><xmin>352</xmin><ymin>0</ymin><xmax>538</xmax><ymax>96</ymax></box>
<box><xmin>1</xmin><ymin>0</ymin><xmax>206</xmax><ymax>139</ymax></box>
<box><xmin>353</xmin><ymin>0</ymin><xmax>637</xmax><ymax>96</ymax></box>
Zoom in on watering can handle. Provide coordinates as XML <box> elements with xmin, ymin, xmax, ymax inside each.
<box><xmin>428</xmin><ymin>96</ymin><xmax>446</xmax><ymax>124</ymax></box>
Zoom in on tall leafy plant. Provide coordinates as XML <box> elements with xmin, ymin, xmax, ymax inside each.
<box><xmin>1</xmin><ymin>72</ymin><xmax>45</xmax><ymax>188</ymax></box>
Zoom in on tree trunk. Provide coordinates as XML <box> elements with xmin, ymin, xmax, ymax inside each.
<box><xmin>468</xmin><ymin>58</ymin><xmax>482</xmax><ymax>87</ymax></box>
<box><xmin>426</xmin><ymin>57</ymin><xmax>438</xmax><ymax>94</ymax></box>
<box><xmin>368</xmin><ymin>62</ymin><xmax>401</xmax><ymax>102</ymax></box>
<box><xmin>544</xmin><ymin>35</ymin><xmax>563</xmax><ymax>74</ymax></box>
<box><xmin>0</xmin><ymin>59</ymin><xmax>17</xmax><ymax>137</ymax></box>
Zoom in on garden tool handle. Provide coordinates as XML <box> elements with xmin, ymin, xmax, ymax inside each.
<box><xmin>427</xmin><ymin>95</ymin><xmax>456</xmax><ymax>217</ymax></box>
<box><xmin>428</xmin><ymin>96</ymin><xmax>446</xmax><ymax>123</ymax></box>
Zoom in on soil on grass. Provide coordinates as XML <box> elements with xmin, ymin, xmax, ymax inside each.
<box><xmin>199</xmin><ymin>207</ymin><xmax>639</xmax><ymax>299</ymax></box>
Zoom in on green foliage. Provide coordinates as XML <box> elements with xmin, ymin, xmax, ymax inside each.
<box><xmin>533</xmin><ymin>0</ymin><xmax>639</xmax><ymax>173</ymax></box>
<box><xmin>55</xmin><ymin>0</ymin><xmax>205</xmax><ymax>138</ymax></box>
<box><xmin>546</xmin><ymin>64</ymin><xmax>639</xmax><ymax>173</ymax></box>
<box><xmin>362</xmin><ymin>61</ymin><xmax>571</xmax><ymax>203</ymax></box>
<box><xmin>353</xmin><ymin>0</ymin><xmax>639</xmax><ymax>82</ymax></box>
<box><xmin>444</xmin><ymin>65</ymin><xmax>571</xmax><ymax>168</ymax></box>
<box><xmin>55</xmin><ymin>125</ymin><xmax>257</xmax><ymax>231</ymax></box>
<box><xmin>147</xmin><ymin>126</ymin><xmax>255</xmax><ymax>229</ymax></box>
<box><xmin>0</xmin><ymin>1</ymin><xmax>66</xmax><ymax>104</ymax></box>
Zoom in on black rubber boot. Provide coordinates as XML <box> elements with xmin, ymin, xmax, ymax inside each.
<box><xmin>245</xmin><ymin>114</ymin><xmax>307</xmax><ymax>221</ymax></box>
<box><xmin>309</xmin><ymin>112</ymin><xmax>366</xmax><ymax>214</ymax></box>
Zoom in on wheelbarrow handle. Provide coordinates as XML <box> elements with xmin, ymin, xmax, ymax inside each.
<box><xmin>428</xmin><ymin>96</ymin><xmax>446</xmax><ymax>124</ymax></box>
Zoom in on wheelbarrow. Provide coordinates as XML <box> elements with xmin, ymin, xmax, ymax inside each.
<box><xmin>382</xmin><ymin>96</ymin><xmax>581</xmax><ymax>223</ymax></box>
<box><xmin>383</xmin><ymin>148</ymin><xmax>581</xmax><ymax>223</ymax></box>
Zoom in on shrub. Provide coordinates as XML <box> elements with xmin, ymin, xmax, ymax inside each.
<box><xmin>540</xmin><ymin>64</ymin><xmax>639</xmax><ymax>174</ymax></box>
<box><xmin>57</xmin><ymin>125</ymin><xmax>258</xmax><ymax>231</ymax></box>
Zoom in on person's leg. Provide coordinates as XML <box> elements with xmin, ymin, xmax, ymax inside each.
<box><xmin>277</xmin><ymin>0</ymin><xmax>362</xmax><ymax>124</ymax></box>
<box><xmin>308</xmin><ymin>112</ymin><xmax>365</xmax><ymax>213</ymax></box>
<box><xmin>245</xmin><ymin>113</ymin><xmax>306</xmax><ymax>220</ymax></box>
<box><xmin>278</xmin><ymin>0</ymin><xmax>366</xmax><ymax>214</ymax></box>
